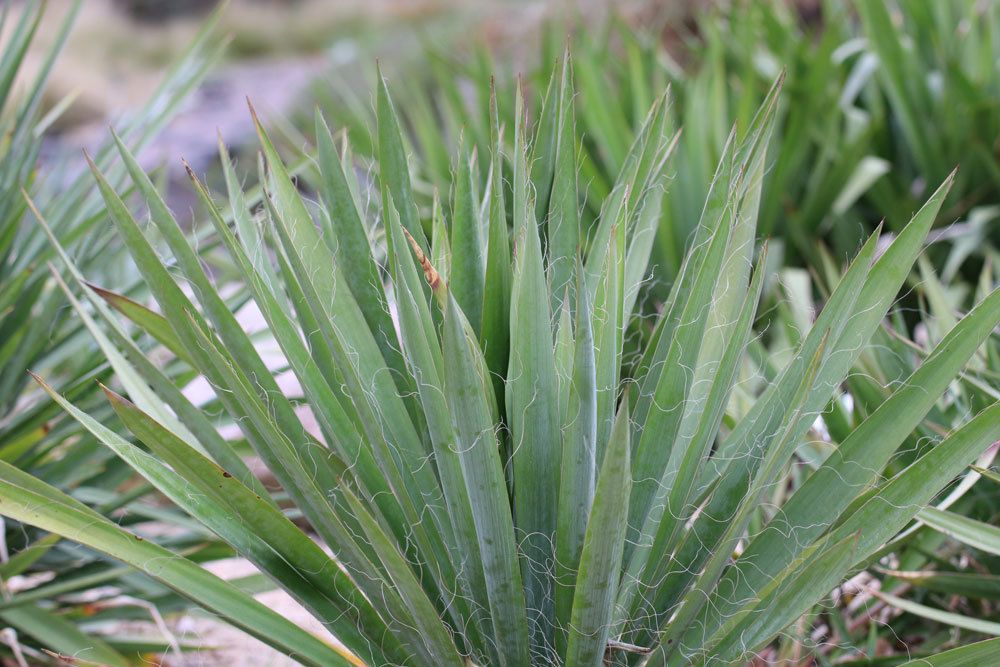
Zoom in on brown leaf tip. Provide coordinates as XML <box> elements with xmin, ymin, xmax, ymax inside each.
<box><xmin>181</xmin><ymin>157</ymin><xmax>196</xmax><ymax>179</ymax></box>
<box><xmin>401</xmin><ymin>227</ymin><xmax>442</xmax><ymax>290</ymax></box>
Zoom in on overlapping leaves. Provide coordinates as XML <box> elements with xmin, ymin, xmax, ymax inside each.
<box><xmin>4</xmin><ymin>52</ymin><xmax>999</xmax><ymax>667</ymax></box>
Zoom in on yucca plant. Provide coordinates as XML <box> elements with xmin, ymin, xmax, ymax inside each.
<box><xmin>8</xmin><ymin>52</ymin><xmax>1000</xmax><ymax>666</ymax></box>
<box><xmin>0</xmin><ymin>2</ymin><xmax>240</xmax><ymax>662</ymax></box>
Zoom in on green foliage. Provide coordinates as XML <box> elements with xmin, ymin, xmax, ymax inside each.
<box><xmin>0</xmin><ymin>0</ymin><xmax>996</xmax><ymax>663</ymax></box>
<box><xmin>0</xmin><ymin>2</ymin><xmax>227</xmax><ymax>662</ymax></box>
<box><xmin>317</xmin><ymin>0</ymin><xmax>999</xmax><ymax>282</ymax></box>
<box><xmin>6</xmin><ymin>44</ymin><xmax>998</xmax><ymax>664</ymax></box>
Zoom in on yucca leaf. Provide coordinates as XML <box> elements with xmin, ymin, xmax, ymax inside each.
<box><xmin>0</xmin><ymin>6</ymin><xmax>230</xmax><ymax>657</ymax></box>
<box><xmin>431</xmin><ymin>190</ymin><xmax>453</xmax><ymax>285</ymax></box>
<box><xmin>376</xmin><ymin>68</ymin><xmax>428</xmax><ymax>248</ymax></box>
<box><xmin>917</xmin><ymin>507</ymin><xmax>1000</xmax><ymax>557</ymax></box>
<box><xmin>48</xmin><ymin>268</ymin><xmax>202</xmax><ymax>459</ymax></box>
<box><xmin>85</xmin><ymin>283</ymin><xmax>192</xmax><ymax>366</ymax></box>
<box><xmin>39</xmin><ymin>246</ymin><xmax>263</xmax><ymax>502</ymax></box>
<box><xmin>616</xmin><ymin>243</ymin><xmax>769</xmax><ymax>623</ymax></box>
<box><xmin>0</xmin><ymin>533</ymin><xmax>59</xmax><ymax>580</ymax></box>
<box><xmin>918</xmin><ymin>255</ymin><xmax>961</xmax><ymax>344</ymax></box>
<box><xmin>564</xmin><ymin>401</ymin><xmax>631</xmax><ymax>667</ymax></box>
<box><xmin>479</xmin><ymin>84</ymin><xmax>513</xmax><ymax>401</ymax></box>
<box><xmin>217</xmin><ymin>135</ymin><xmax>285</xmax><ymax>312</ymax></box>
<box><xmin>263</xmin><ymin>206</ymin><xmax>345</xmax><ymax>396</ymax></box>
<box><xmin>622</xmin><ymin>150</ymin><xmax>674</xmax><ymax>319</ymax></box>
<box><xmin>0</xmin><ymin>3</ymin><xmax>47</xmax><ymax>107</ymax></box>
<box><xmin>900</xmin><ymin>637</ymin><xmax>1000</xmax><ymax>665</ymax></box>
<box><xmin>442</xmin><ymin>291</ymin><xmax>531</xmax><ymax>666</ymax></box>
<box><xmin>253</xmin><ymin>108</ymin><xmax>403</xmax><ymax>412</ymax></box>
<box><xmin>692</xmin><ymin>173</ymin><xmax>954</xmax><ymax>578</ymax></box>
<box><xmin>641</xmin><ymin>75</ymin><xmax>780</xmax><ymax>463</ymax></box>
<box><xmin>265</xmin><ymin>198</ymin><xmax>461</xmax><ymax>618</ymax></box>
<box><xmin>257</xmin><ymin>122</ymin><xmax>461</xmax><ymax>607</ymax></box>
<box><xmin>11</xmin><ymin>24</ymin><xmax>999</xmax><ymax>665</ymax></box>
<box><xmin>450</xmin><ymin>137</ymin><xmax>486</xmax><ymax>333</ymax></box>
<box><xmin>185</xmin><ymin>164</ymin><xmax>403</xmax><ymax>531</ymax></box>
<box><xmin>624</xmin><ymin>183</ymin><xmax>735</xmax><ymax>565</ymax></box>
<box><xmin>670</xmin><ymin>70</ymin><xmax>778</xmax><ymax>446</ymax></box>
<box><xmin>383</xmin><ymin>189</ymin><xmax>491</xmax><ymax>660</ymax></box>
<box><xmin>553</xmin><ymin>299</ymin><xmax>576</xmax><ymax>424</ymax></box>
<box><xmin>649</xmin><ymin>176</ymin><xmax>959</xmax><ymax>655</ymax></box>
<box><xmin>856</xmin><ymin>0</ymin><xmax>944</xmax><ymax>181</ymax></box>
<box><xmin>545</xmin><ymin>54</ymin><xmax>581</xmax><ymax>316</ymax></box>
<box><xmin>511</xmin><ymin>83</ymin><xmax>533</xmax><ymax>237</ymax></box>
<box><xmin>315</xmin><ymin>111</ymin><xmax>404</xmax><ymax>377</ymax></box>
<box><xmin>584</xmin><ymin>88</ymin><xmax>671</xmax><ymax>297</ymax></box>
<box><xmin>973</xmin><ymin>465</ymin><xmax>1000</xmax><ymax>486</ymax></box>
<box><xmin>507</xmin><ymin>169</ymin><xmax>561</xmax><ymax>656</ymax></box>
<box><xmin>554</xmin><ymin>263</ymin><xmax>598</xmax><ymax>650</ymax></box>
<box><xmin>87</xmin><ymin>152</ymin><xmax>353</xmax><ymax>549</ymax></box>
<box><xmin>654</xmin><ymin>330</ymin><xmax>828</xmax><ymax>657</ymax></box>
<box><xmin>342</xmin><ymin>488</ymin><xmax>464</xmax><ymax>666</ymax></box>
<box><xmin>529</xmin><ymin>52</ymin><xmax>562</xmax><ymax>223</ymax></box>
<box><xmin>392</xmin><ymin>69</ymin><xmax>448</xmax><ymax>185</ymax></box>
<box><xmin>591</xmin><ymin>207</ymin><xmax>625</xmax><ymax>465</ymax></box>
<box><xmin>872</xmin><ymin>588</ymin><xmax>1000</xmax><ymax>637</ymax></box>
<box><xmin>86</xmin><ymin>159</ymin><xmax>308</xmax><ymax>477</ymax></box>
<box><xmin>883</xmin><ymin>569</ymin><xmax>1000</xmax><ymax>601</ymax></box>
<box><xmin>0</xmin><ymin>562</ymin><xmax>137</xmax><ymax>610</ymax></box>
<box><xmin>426</xmin><ymin>50</ymin><xmax>486</xmax><ymax>168</ymax></box>
<box><xmin>832</xmin><ymin>400</ymin><xmax>1000</xmax><ymax>559</ymax></box>
<box><xmin>576</xmin><ymin>44</ymin><xmax>632</xmax><ymax>173</ymax></box>
<box><xmin>636</xmin><ymin>73</ymin><xmax>777</xmax><ymax>410</ymax></box>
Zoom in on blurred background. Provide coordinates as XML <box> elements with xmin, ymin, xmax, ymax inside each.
<box><xmin>12</xmin><ymin>0</ymin><xmax>834</xmax><ymax>233</ymax></box>
<box><xmin>10</xmin><ymin>0</ymin><xmax>670</xmax><ymax>208</ymax></box>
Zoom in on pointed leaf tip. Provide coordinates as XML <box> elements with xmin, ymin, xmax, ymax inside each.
<box><xmin>97</xmin><ymin>382</ymin><xmax>121</xmax><ymax>403</ymax></box>
<box><xmin>247</xmin><ymin>97</ymin><xmax>262</xmax><ymax>129</ymax></box>
<box><xmin>85</xmin><ymin>281</ymin><xmax>112</xmax><ymax>298</ymax></box>
<box><xmin>181</xmin><ymin>158</ymin><xmax>199</xmax><ymax>182</ymax></box>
